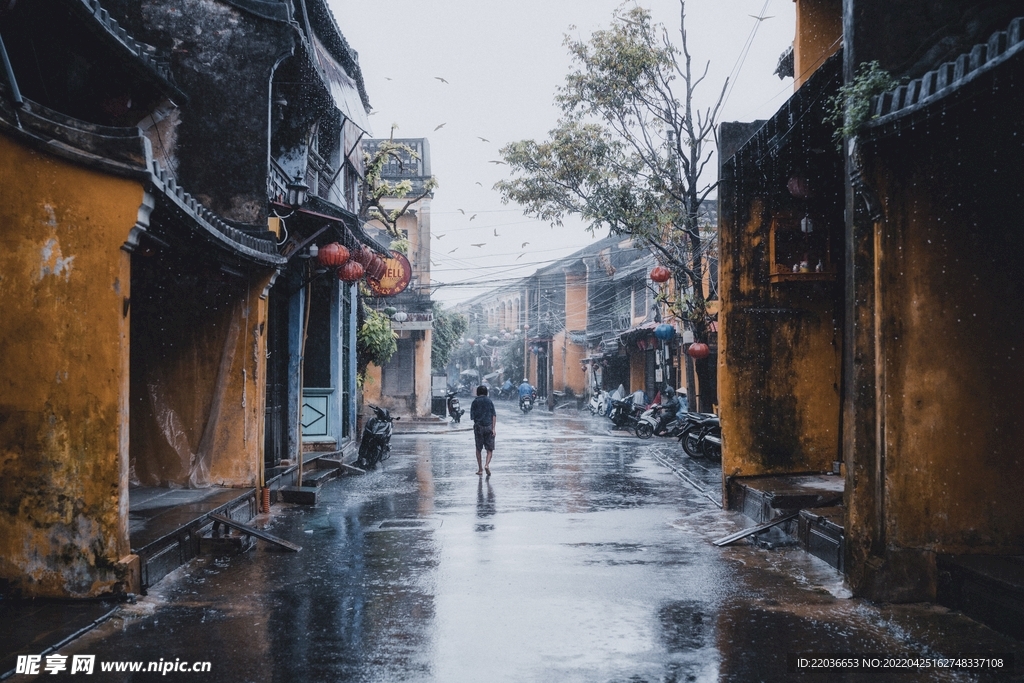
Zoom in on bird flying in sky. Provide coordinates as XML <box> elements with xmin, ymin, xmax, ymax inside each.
<box><xmin>489</xmin><ymin>160</ymin><xmax>506</xmax><ymax>165</ymax></box>
<box><xmin>471</xmin><ymin>243</ymin><xmax>485</xmax><ymax>248</ymax></box>
<box><xmin>384</xmin><ymin>77</ymin><xmax>393</xmax><ymax>81</ymax></box>
<box><xmin>475</xmin><ymin>182</ymin><xmax>483</xmax><ymax>186</ymax></box>
<box><xmin>477</xmin><ymin>137</ymin><xmax>490</xmax><ymax>143</ymax></box>
<box><xmin>469</xmin><ymin>214</ymin><xmax>477</xmax><ymax>221</ymax></box>
<box><xmin>435</xmin><ymin>76</ymin><xmax>449</xmax><ymax>84</ymax></box>
<box><xmin>749</xmin><ymin>14</ymin><xmax>774</xmax><ymax>20</ymax></box>
<box><xmin>521</xmin><ymin>242</ymin><xmax>530</xmax><ymax>248</ymax></box>
<box><xmin>448</xmin><ymin>247</ymin><xmax>458</xmax><ymax>253</ymax></box>
<box><xmin>434</xmin><ymin>123</ymin><xmax>446</xmax><ymax>131</ymax></box>
<box><xmin>458</xmin><ymin>209</ymin><xmax>465</xmax><ymax>215</ymax></box>
<box><xmin>516</xmin><ymin>254</ymin><xmax>525</xmax><ymax>260</ymax></box>
<box><xmin>433</xmin><ymin>233</ymin><xmax>445</xmax><ymax>240</ymax></box>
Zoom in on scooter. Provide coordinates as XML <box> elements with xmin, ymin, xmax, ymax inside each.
<box><xmin>497</xmin><ymin>385</ymin><xmax>516</xmax><ymax>401</ymax></box>
<box><xmin>519</xmin><ymin>392</ymin><xmax>536</xmax><ymax>413</ymax></box>
<box><xmin>355</xmin><ymin>404</ymin><xmax>399</xmax><ymax>469</ymax></box>
<box><xmin>588</xmin><ymin>389</ymin><xmax>609</xmax><ymax>416</ymax></box>
<box><xmin>608</xmin><ymin>397</ymin><xmax>645</xmax><ymax>431</ymax></box>
<box><xmin>678</xmin><ymin>412</ymin><xmax>721</xmax><ymax>459</ymax></box>
<box><xmin>635</xmin><ymin>405</ymin><xmax>684</xmax><ymax>440</ymax></box>
<box><xmin>446</xmin><ymin>391</ymin><xmax>465</xmax><ymax>423</ymax></box>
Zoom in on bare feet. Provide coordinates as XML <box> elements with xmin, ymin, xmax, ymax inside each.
<box><xmin>485</xmin><ymin>467</ymin><xmax>491</xmax><ymax>476</ymax></box>
<box><xmin>476</xmin><ymin>470</ymin><xmax>483</xmax><ymax>475</ymax></box>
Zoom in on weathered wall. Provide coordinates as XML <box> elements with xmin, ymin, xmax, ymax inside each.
<box><xmin>108</xmin><ymin>0</ymin><xmax>294</xmax><ymax>224</ymax></box>
<box><xmin>795</xmin><ymin>0</ymin><xmax>843</xmax><ymax>87</ymax></box>
<box><xmin>130</xmin><ymin>251</ymin><xmax>270</xmax><ymax>488</ymax></box>
<box><xmin>414</xmin><ymin>330</ymin><xmax>432</xmax><ymax>417</ymax></box>
<box><xmin>629</xmin><ymin>353</ymin><xmax>645</xmax><ymax>394</ymax></box>
<box><xmin>719</xmin><ymin>193</ymin><xmax>843</xmax><ymax>480</ymax></box>
<box><xmin>857</xmin><ymin>82</ymin><xmax>1024</xmax><ymax>566</ymax></box>
<box><xmin>0</xmin><ymin>135</ymin><xmax>139</xmax><ymax>597</ymax></box>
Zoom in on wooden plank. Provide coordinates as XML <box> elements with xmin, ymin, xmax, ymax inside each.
<box><xmin>712</xmin><ymin>512</ymin><xmax>799</xmax><ymax>547</ymax></box>
<box><xmin>209</xmin><ymin>513</ymin><xmax>301</xmax><ymax>552</ymax></box>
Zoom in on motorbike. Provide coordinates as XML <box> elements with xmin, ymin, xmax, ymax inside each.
<box><xmin>497</xmin><ymin>385</ymin><xmax>516</xmax><ymax>401</ymax></box>
<box><xmin>446</xmin><ymin>391</ymin><xmax>465</xmax><ymax>423</ymax></box>
<box><xmin>678</xmin><ymin>412</ymin><xmax>722</xmax><ymax>459</ymax></box>
<box><xmin>608</xmin><ymin>397</ymin><xmax>645</xmax><ymax>431</ymax></box>
<box><xmin>519</xmin><ymin>392</ymin><xmax>536</xmax><ymax>413</ymax></box>
<box><xmin>635</xmin><ymin>405</ymin><xmax>685</xmax><ymax>440</ymax></box>
<box><xmin>355</xmin><ymin>404</ymin><xmax>399</xmax><ymax>469</ymax></box>
<box><xmin>588</xmin><ymin>389</ymin><xmax>609</xmax><ymax>416</ymax></box>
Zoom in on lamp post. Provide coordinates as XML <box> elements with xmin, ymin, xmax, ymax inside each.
<box><xmin>523</xmin><ymin>323</ymin><xmax>530</xmax><ymax>382</ymax></box>
<box><xmin>286</xmin><ymin>173</ymin><xmax>309</xmax><ymax>207</ymax></box>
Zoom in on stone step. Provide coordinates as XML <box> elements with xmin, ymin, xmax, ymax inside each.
<box><xmin>938</xmin><ymin>555</ymin><xmax>1024</xmax><ymax>640</ymax></box>
<box><xmin>798</xmin><ymin>506</ymin><xmax>845</xmax><ymax>571</ymax></box>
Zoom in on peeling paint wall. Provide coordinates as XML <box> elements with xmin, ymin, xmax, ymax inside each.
<box><xmin>129</xmin><ymin>251</ymin><xmax>271</xmax><ymax>488</ymax></box>
<box><xmin>0</xmin><ymin>135</ymin><xmax>139</xmax><ymax>597</ymax></box>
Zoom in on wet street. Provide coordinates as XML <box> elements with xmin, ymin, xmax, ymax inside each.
<box><xmin>57</xmin><ymin>404</ymin><xmax>1020</xmax><ymax>682</ymax></box>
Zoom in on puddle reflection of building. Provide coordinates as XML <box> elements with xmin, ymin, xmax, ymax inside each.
<box><xmin>476</xmin><ymin>477</ymin><xmax>496</xmax><ymax>531</ymax></box>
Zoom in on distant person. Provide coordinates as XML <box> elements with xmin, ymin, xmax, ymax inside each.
<box><xmin>470</xmin><ymin>385</ymin><xmax>497</xmax><ymax>476</ymax></box>
<box><xmin>518</xmin><ymin>378</ymin><xmax>535</xmax><ymax>400</ymax></box>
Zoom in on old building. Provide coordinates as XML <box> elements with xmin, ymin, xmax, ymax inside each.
<box><xmin>0</xmin><ymin>0</ymin><xmax>380</xmax><ymax>597</ymax></box>
<box><xmin>719</xmin><ymin>0</ymin><xmax>1024</xmax><ymax>629</ymax></box>
<box><xmin>360</xmin><ymin>138</ymin><xmax>435</xmax><ymax>418</ymax></box>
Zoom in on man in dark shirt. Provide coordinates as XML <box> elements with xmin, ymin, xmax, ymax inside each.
<box><xmin>470</xmin><ymin>385</ymin><xmax>497</xmax><ymax>475</ymax></box>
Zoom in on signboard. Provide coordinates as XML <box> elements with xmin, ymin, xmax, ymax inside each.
<box><xmin>366</xmin><ymin>251</ymin><xmax>412</xmax><ymax>296</ymax></box>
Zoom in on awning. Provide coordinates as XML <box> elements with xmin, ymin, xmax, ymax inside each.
<box><xmin>313</xmin><ymin>35</ymin><xmax>372</xmax><ymax>134</ymax></box>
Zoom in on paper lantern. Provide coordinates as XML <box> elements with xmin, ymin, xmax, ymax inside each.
<box><xmin>650</xmin><ymin>265</ymin><xmax>671</xmax><ymax>283</ymax></box>
<box><xmin>365</xmin><ymin>253</ymin><xmax>387</xmax><ymax>280</ymax></box>
<box><xmin>338</xmin><ymin>260</ymin><xmax>365</xmax><ymax>281</ymax></box>
<box><xmin>654</xmin><ymin>324</ymin><xmax>676</xmax><ymax>341</ymax></box>
<box><xmin>317</xmin><ymin>242</ymin><xmax>349</xmax><ymax>268</ymax></box>
<box><xmin>686</xmin><ymin>342</ymin><xmax>710</xmax><ymax>359</ymax></box>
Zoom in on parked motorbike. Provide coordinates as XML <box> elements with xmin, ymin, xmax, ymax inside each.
<box><xmin>355</xmin><ymin>404</ymin><xmax>399</xmax><ymax>469</ymax></box>
<box><xmin>519</xmin><ymin>392</ymin><xmax>536</xmax><ymax>413</ymax></box>
<box><xmin>678</xmin><ymin>412</ymin><xmax>722</xmax><ymax>459</ymax></box>
<box><xmin>608</xmin><ymin>397</ymin><xmax>645</xmax><ymax>431</ymax></box>
<box><xmin>635</xmin><ymin>405</ymin><xmax>685</xmax><ymax>440</ymax></box>
<box><xmin>446</xmin><ymin>391</ymin><xmax>466</xmax><ymax>423</ymax></box>
<box><xmin>497</xmin><ymin>385</ymin><xmax>516</xmax><ymax>401</ymax></box>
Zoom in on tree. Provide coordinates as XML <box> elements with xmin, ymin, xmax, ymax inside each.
<box><xmin>431</xmin><ymin>303</ymin><xmax>468</xmax><ymax>374</ymax></box>
<box><xmin>495</xmin><ymin>1</ymin><xmax>724</xmax><ymax>410</ymax></box>
<box><xmin>360</xmin><ymin>130</ymin><xmax>438</xmax><ymax>238</ymax></box>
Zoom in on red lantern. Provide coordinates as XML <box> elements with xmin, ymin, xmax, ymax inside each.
<box><xmin>650</xmin><ymin>265</ymin><xmax>671</xmax><ymax>283</ymax></box>
<box><xmin>365</xmin><ymin>253</ymin><xmax>387</xmax><ymax>280</ymax></box>
<box><xmin>352</xmin><ymin>246</ymin><xmax>373</xmax><ymax>266</ymax></box>
<box><xmin>338</xmin><ymin>260</ymin><xmax>365</xmax><ymax>281</ymax></box>
<box><xmin>686</xmin><ymin>342</ymin><xmax>710</xmax><ymax>360</ymax></box>
<box><xmin>317</xmin><ymin>242</ymin><xmax>349</xmax><ymax>268</ymax></box>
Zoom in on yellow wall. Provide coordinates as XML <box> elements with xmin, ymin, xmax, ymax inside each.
<box><xmin>0</xmin><ymin>135</ymin><xmax>140</xmax><ymax>597</ymax></box>
<box><xmin>629</xmin><ymin>353</ymin><xmax>646</xmax><ymax>394</ymax></box>
<box><xmin>719</xmin><ymin>200</ymin><xmax>841</xmax><ymax>480</ymax></box>
<box><xmin>794</xmin><ymin>0</ymin><xmax>842</xmax><ymax>87</ymax></box>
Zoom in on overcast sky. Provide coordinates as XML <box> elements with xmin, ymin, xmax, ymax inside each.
<box><xmin>329</xmin><ymin>0</ymin><xmax>797</xmax><ymax>306</ymax></box>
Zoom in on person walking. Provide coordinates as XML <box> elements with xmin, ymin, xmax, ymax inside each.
<box><xmin>470</xmin><ymin>385</ymin><xmax>497</xmax><ymax>476</ymax></box>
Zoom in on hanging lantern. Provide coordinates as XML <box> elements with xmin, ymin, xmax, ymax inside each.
<box><xmin>383</xmin><ymin>306</ymin><xmax>398</xmax><ymax>317</ymax></box>
<box><xmin>317</xmin><ymin>242</ymin><xmax>350</xmax><ymax>268</ymax></box>
<box><xmin>393</xmin><ymin>311</ymin><xmax>408</xmax><ymax>323</ymax></box>
<box><xmin>686</xmin><ymin>342</ymin><xmax>710</xmax><ymax>359</ymax></box>
<box><xmin>365</xmin><ymin>253</ymin><xmax>387</xmax><ymax>280</ymax></box>
<box><xmin>650</xmin><ymin>265</ymin><xmax>671</xmax><ymax>283</ymax></box>
<box><xmin>352</xmin><ymin>246</ymin><xmax>373</xmax><ymax>266</ymax></box>
<box><xmin>338</xmin><ymin>260</ymin><xmax>365</xmax><ymax>281</ymax></box>
<box><xmin>655</xmin><ymin>324</ymin><xmax>676</xmax><ymax>341</ymax></box>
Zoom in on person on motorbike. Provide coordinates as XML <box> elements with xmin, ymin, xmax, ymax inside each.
<box><xmin>518</xmin><ymin>378</ymin><xmax>536</xmax><ymax>408</ymax></box>
<box><xmin>500</xmin><ymin>378</ymin><xmax>514</xmax><ymax>400</ymax></box>
<box><xmin>654</xmin><ymin>386</ymin><xmax>683</xmax><ymax>435</ymax></box>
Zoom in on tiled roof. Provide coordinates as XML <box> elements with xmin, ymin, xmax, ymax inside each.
<box><xmin>869</xmin><ymin>17</ymin><xmax>1024</xmax><ymax>125</ymax></box>
<box><xmin>72</xmin><ymin>0</ymin><xmax>185</xmax><ymax>103</ymax></box>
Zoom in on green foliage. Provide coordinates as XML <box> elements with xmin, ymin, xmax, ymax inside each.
<box><xmin>431</xmin><ymin>303</ymin><xmax>468</xmax><ymax>373</ymax></box>
<box><xmin>825</xmin><ymin>61</ymin><xmax>899</xmax><ymax>146</ymax></box>
<box><xmin>356</xmin><ymin>307</ymin><xmax>397</xmax><ymax>380</ymax></box>
<box><xmin>498</xmin><ymin>337</ymin><xmax>524</xmax><ymax>384</ymax></box>
<box><xmin>389</xmin><ymin>236</ymin><xmax>410</xmax><ymax>255</ymax></box>
<box><xmin>361</xmin><ymin>138</ymin><xmax>438</xmax><ymax>237</ymax></box>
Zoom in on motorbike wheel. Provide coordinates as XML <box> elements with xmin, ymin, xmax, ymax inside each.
<box><xmin>701</xmin><ymin>435</ymin><xmax>720</xmax><ymax>460</ymax></box>
<box><xmin>635</xmin><ymin>422</ymin><xmax>654</xmax><ymax>439</ymax></box>
<box><xmin>680</xmin><ymin>427</ymin><xmax>704</xmax><ymax>457</ymax></box>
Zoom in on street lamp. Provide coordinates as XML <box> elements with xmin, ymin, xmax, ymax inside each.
<box><xmin>286</xmin><ymin>173</ymin><xmax>309</xmax><ymax>207</ymax></box>
<box><xmin>523</xmin><ymin>323</ymin><xmax>530</xmax><ymax>382</ymax></box>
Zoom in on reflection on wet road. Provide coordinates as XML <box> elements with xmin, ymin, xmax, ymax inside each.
<box><xmin>63</xmin><ymin>403</ymin><xmax>1021</xmax><ymax>682</ymax></box>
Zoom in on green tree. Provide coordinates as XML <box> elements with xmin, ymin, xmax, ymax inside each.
<box><xmin>356</xmin><ymin>307</ymin><xmax>397</xmax><ymax>384</ymax></box>
<box><xmin>495</xmin><ymin>1</ymin><xmax>724</xmax><ymax>410</ymax></box>
<box><xmin>431</xmin><ymin>303</ymin><xmax>468</xmax><ymax>373</ymax></box>
<box><xmin>360</xmin><ymin>130</ymin><xmax>438</xmax><ymax>238</ymax></box>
